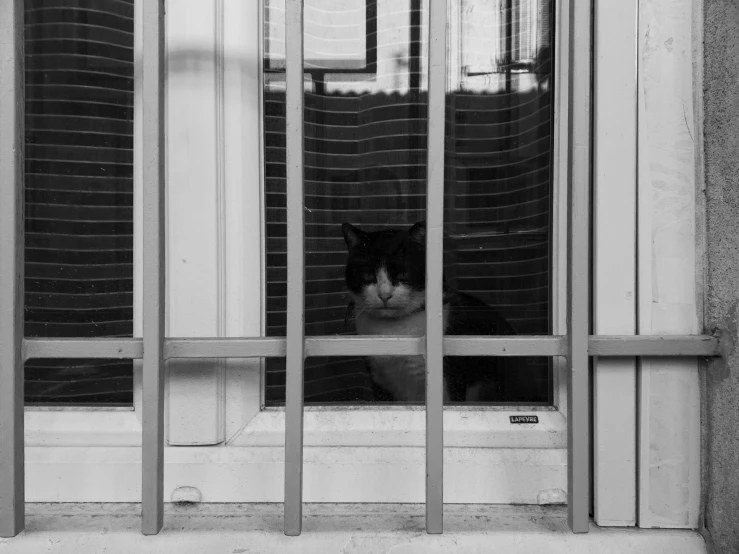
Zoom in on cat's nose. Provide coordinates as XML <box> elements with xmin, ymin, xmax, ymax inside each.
<box><xmin>378</xmin><ymin>290</ymin><xmax>393</xmax><ymax>305</ymax></box>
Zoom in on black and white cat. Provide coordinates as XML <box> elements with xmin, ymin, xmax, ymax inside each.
<box><xmin>342</xmin><ymin>221</ymin><xmax>519</xmax><ymax>403</ymax></box>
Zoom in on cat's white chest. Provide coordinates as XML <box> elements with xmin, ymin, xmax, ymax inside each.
<box><xmin>355</xmin><ymin>308</ymin><xmax>448</xmax><ymax>336</ymax></box>
<box><xmin>355</xmin><ymin>305</ymin><xmax>449</xmax><ymax>336</ymax></box>
<box><xmin>355</xmin><ymin>307</ymin><xmax>450</xmax><ymax>402</ymax></box>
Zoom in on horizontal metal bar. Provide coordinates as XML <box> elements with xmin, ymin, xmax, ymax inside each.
<box><xmin>24</xmin><ymin>338</ymin><xmax>143</xmax><ymax>361</ymax></box>
<box><xmin>445</xmin><ymin>336</ymin><xmax>568</xmax><ymax>357</ymax></box>
<box><xmin>166</xmin><ymin>337</ymin><xmax>285</xmax><ymax>359</ymax></box>
<box><xmin>167</xmin><ymin>336</ymin><xmax>423</xmax><ymax>358</ymax></box>
<box><xmin>589</xmin><ymin>335</ymin><xmax>720</xmax><ymax>357</ymax></box>
<box><xmin>22</xmin><ymin>335</ymin><xmax>722</xmax><ymax>362</ymax></box>
<box><xmin>308</xmin><ymin>336</ymin><xmax>423</xmax><ymax>357</ymax></box>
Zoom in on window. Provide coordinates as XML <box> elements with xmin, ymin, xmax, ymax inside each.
<box><xmin>23</xmin><ymin>0</ymin><xmax>134</xmax><ymax>404</ymax></box>
<box><xmin>2</xmin><ymin>0</ymin><xmax>711</xmax><ymax>539</ymax></box>
<box><xmin>263</xmin><ymin>0</ymin><xmax>554</xmax><ymax>406</ymax></box>
<box><xmin>158</xmin><ymin>0</ymin><xmax>570</xmax><ymax>504</ymax></box>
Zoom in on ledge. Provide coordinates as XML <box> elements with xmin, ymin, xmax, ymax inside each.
<box><xmin>0</xmin><ymin>504</ymin><xmax>707</xmax><ymax>553</ymax></box>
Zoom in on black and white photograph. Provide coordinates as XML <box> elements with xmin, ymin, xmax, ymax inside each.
<box><xmin>0</xmin><ymin>0</ymin><xmax>736</xmax><ymax>552</ymax></box>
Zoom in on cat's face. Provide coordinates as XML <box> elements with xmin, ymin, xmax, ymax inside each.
<box><xmin>342</xmin><ymin>222</ymin><xmax>426</xmax><ymax>319</ymax></box>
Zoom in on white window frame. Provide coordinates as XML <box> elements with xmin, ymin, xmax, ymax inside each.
<box><xmin>5</xmin><ymin>0</ymin><xmax>708</xmax><ymax>537</ymax></box>
<box><xmin>24</xmin><ymin>0</ymin><xmax>569</xmax><ymax>505</ymax></box>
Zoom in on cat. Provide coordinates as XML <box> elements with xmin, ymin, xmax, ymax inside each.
<box><xmin>342</xmin><ymin>221</ymin><xmax>520</xmax><ymax>403</ymax></box>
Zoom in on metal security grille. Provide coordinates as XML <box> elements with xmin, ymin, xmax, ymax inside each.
<box><xmin>0</xmin><ymin>0</ymin><xmax>722</xmax><ymax>539</ymax></box>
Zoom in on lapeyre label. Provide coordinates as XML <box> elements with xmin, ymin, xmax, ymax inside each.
<box><xmin>509</xmin><ymin>415</ymin><xmax>539</xmax><ymax>424</ymax></box>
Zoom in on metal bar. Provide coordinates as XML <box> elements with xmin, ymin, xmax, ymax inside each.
<box><xmin>0</xmin><ymin>0</ymin><xmax>25</xmax><ymax>538</ymax></box>
<box><xmin>168</xmin><ymin>337</ymin><xmax>420</xmax><ymax>358</ymax></box>
<box><xmin>425</xmin><ymin>0</ymin><xmax>447</xmax><ymax>535</ymax></box>
<box><xmin>24</xmin><ymin>338</ymin><xmax>144</xmax><ymax>361</ymax></box>
<box><xmin>445</xmin><ymin>336</ymin><xmax>567</xmax><ymax>357</ymax></box>
<box><xmin>167</xmin><ymin>337</ymin><xmax>285</xmax><ymax>359</ymax></box>
<box><xmin>283</xmin><ymin>0</ymin><xmax>305</xmax><ymax>537</ymax></box>
<box><xmin>19</xmin><ymin>335</ymin><xmax>722</xmax><ymax>361</ymax></box>
<box><xmin>141</xmin><ymin>0</ymin><xmax>166</xmax><ymax>536</ymax></box>
<box><xmin>308</xmin><ymin>337</ymin><xmax>423</xmax><ymax>357</ymax></box>
<box><xmin>567</xmin><ymin>0</ymin><xmax>593</xmax><ymax>534</ymax></box>
<box><xmin>590</xmin><ymin>336</ymin><xmax>719</xmax><ymax>357</ymax></box>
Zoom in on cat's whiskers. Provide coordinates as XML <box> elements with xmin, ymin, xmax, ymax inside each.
<box><xmin>352</xmin><ymin>298</ymin><xmax>379</xmax><ymax>321</ymax></box>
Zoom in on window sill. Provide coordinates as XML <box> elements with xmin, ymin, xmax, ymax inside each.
<box><xmin>24</xmin><ymin>445</ymin><xmax>567</xmax><ymax>503</ymax></box>
<box><xmin>23</xmin><ymin>406</ymin><xmax>566</xmax><ymax>449</ymax></box>
<box><xmin>22</xmin><ymin>407</ymin><xmax>568</xmax><ymax>504</ymax></box>
<box><xmin>1</xmin><ymin>504</ymin><xmax>706</xmax><ymax>553</ymax></box>
<box><xmin>231</xmin><ymin>407</ymin><xmax>566</xmax><ymax>448</ymax></box>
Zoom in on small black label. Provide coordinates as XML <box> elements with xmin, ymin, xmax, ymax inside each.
<box><xmin>510</xmin><ymin>415</ymin><xmax>539</xmax><ymax>424</ymax></box>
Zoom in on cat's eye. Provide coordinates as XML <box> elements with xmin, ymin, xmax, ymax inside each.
<box><xmin>362</xmin><ymin>272</ymin><xmax>376</xmax><ymax>282</ymax></box>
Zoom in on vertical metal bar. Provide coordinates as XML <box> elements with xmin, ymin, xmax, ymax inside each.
<box><xmin>0</xmin><ymin>0</ymin><xmax>25</xmax><ymax>538</ymax></box>
<box><xmin>283</xmin><ymin>0</ymin><xmax>306</xmax><ymax>537</ymax></box>
<box><xmin>425</xmin><ymin>0</ymin><xmax>447</xmax><ymax>535</ymax></box>
<box><xmin>141</xmin><ymin>0</ymin><xmax>166</xmax><ymax>536</ymax></box>
<box><xmin>566</xmin><ymin>0</ymin><xmax>593</xmax><ymax>535</ymax></box>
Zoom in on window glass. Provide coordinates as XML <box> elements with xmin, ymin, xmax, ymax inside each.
<box><xmin>443</xmin><ymin>0</ymin><xmax>553</xmax><ymax>404</ymax></box>
<box><xmin>263</xmin><ymin>0</ymin><xmax>553</xmax><ymax>405</ymax></box>
<box><xmin>23</xmin><ymin>0</ymin><xmax>134</xmax><ymax>404</ymax></box>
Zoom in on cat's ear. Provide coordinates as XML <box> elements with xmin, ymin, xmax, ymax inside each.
<box><xmin>408</xmin><ymin>221</ymin><xmax>426</xmax><ymax>244</ymax></box>
<box><xmin>342</xmin><ymin>222</ymin><xmax>365</xmax><ymax>249</ymax></box>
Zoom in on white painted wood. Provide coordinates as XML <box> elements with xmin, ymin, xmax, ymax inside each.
<box><xmin>23</xmin><ymin>406</ymin><xmax>566</xmax><ymax>504</ymax></box>
<box><xmin>230</xmin><ymin>409</ymin><xmax>567</xmax><ymax>449</ymax></box>
<box><xmin>222</xmin><ymin>0</ymin><xmax>263</xmax><ymax>441</ymax></box>
<box><xmin>25</xmin><ymin>411</ymin><xmax>141</xmax><ymax>447</ymax></box>
<box><xmin>165</xmin><ymin>0</ymin><xmax>224</xmax><ymax>446</ymax></box>
<box><xmin>593</xmin><ymin>0</ymin><xmax>638</xmax><ymax>527</ymax></box>
<box><xmin>637</xmin><ymin>0</ymin><xmax>701</xmax><ymax>529</ymax></box>
<box><xmin>24</xmin><ymin>446</ymin><xmax>566</xmax><ymax>504</ymax></box>
<box><xmin>159</xmin><ymin>0</ymin><xmax>263</xmax><ymax>445</ymax></box>
<box><xmin>25</xmin><ymin>409</ymin><xmax>565</xmax><ymax>449</ymax></box>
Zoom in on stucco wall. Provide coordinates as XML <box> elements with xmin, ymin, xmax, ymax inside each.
<box><xmin>702</xmin><ymin>1</ymin><xmax>739</xmax><ymax>552</ymax></box>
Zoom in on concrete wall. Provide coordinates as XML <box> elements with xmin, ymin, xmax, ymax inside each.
<box><xmin>702</xmin><ymin>1</ymin><xmax>739</xmax><ymax>552</ymax></box>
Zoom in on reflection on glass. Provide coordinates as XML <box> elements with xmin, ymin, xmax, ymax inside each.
<box><xmin>263</xmin><ymin>0</ymin><xmax>552</xmax><ymax>405</ymax></box>
<box><xmin>23</xmin><ymin>0</ymin><xmax>134</xmax><ymax>404</ymax></box>
<box><xmin>444</xmin><ymin>0</ymin><xmax>553</xmax><ymax>404</ymax></box>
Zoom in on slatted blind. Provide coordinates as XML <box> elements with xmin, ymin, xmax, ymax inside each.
<box><xmin>263</xmin><ymin>0</ymin><xmax>553</xmax><ymax>405</ymax></box>
<box><xmin>23</xmin><ymin>0</ymin><xmax>134</xmax><ymax>404</ymax></box>
<box><xmin>264</xmin><ymin>89</ymin><xmax>552</xmax><ymax>404</ymax></box>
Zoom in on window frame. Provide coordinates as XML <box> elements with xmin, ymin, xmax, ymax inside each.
<box><xmin>138</xmin><ymin>0</ymin><xmax>570</xmax><ymax>456</ymax></box>
<box><xmin>21</xmin><ymin>0</ymin><xmax>571</xmax><ymax>512</ymax></box>
<box><xmin>1</xmin><ymin>0</ymin><xmax>719</xmax><ymax>540</ymax></box>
